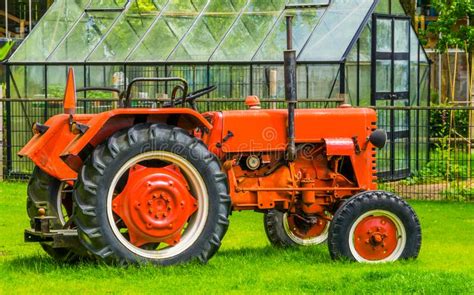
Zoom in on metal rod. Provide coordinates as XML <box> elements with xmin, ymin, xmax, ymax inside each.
<box><xmin>29</xmin><ymin>0</ymin><xmax>32</xmax><ymax>32</ymax></box>
<box><xmin>284</xmin><ymin>15</ymin><xmax>297</xmax><ymax>161</ymax></box>
<box><xmin>236</xmin><ymin>187</ymin><xmax>362</xmax><ymax>192</ymax></box>
<box><xmin>5</xmin><ymin>0</ymin><xmax>8</xmax><ymax>39</ymax></box>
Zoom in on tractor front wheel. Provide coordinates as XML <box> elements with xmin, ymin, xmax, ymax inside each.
<box><xmin>264</xmin><ymin>210</ymin><xmax>329</xmax><ymax>247</ymax></box>
<box><xmin>328</xmin><ymin>191</ymin><xmax>421</xmax><ymax>262</ymax></box>
<box><xmin>73</xmin><ymin>124</ymin><xmax>231</xmax><ymax>265</ymax></box>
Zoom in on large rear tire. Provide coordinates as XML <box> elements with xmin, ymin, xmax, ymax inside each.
<box><xmin>27</xmin><ymin>167</ymin><xmax>85</xmax><ymax>262</ymax></box>
<box><xmin>328</xmin><ymin>191</ymin><xmax>421</xmax><ymax>263</ymax></box>
<box><xmin>73</xmin><ymin>124</ymin><xmax>231</xmax><ymax>265</ymax></box>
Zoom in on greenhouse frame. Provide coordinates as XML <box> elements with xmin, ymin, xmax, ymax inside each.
<box><xmin>5</xmin><ymin>0</ymin><xmax>431</xmax><ymax>180</ymax></box>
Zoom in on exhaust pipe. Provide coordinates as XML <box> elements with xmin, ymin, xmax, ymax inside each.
<box><xmin>284</xmin><ymin>16</ymin><xmax>297</xmax><ymax>161</ymax></box>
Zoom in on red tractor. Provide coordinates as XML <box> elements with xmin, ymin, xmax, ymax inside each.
<box><xmin>20</xmin><ymin>21</ymin><xmax>421</xmax><ymax>265</ymax></box>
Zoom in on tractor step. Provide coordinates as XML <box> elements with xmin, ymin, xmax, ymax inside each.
<box><xmin>24</xmin><ymin>228</ymin><xmax>79</xmax><ymax>249</ymax></box>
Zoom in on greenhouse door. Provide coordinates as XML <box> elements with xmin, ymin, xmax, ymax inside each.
<box><xmin>371</xmin><ymin>14</ymin><xmax>411</xmax><ymax>181</ymax></box>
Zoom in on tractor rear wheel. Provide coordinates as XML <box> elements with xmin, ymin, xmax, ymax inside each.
<box><xmin>27</xmin><ymin>167</ymin><xmax>85</xmax><ymax>262</ymax></box>
<box><xmin>328</xmin><ymin>191</ymin><xmax>421</xmax><ymax>262</ymax></box>
<box><xmin>264</xmin><ymin>210</ymin><xmax>329</xmax><ymax>247</ymax></box>
<box><xmin>73</xmin><ymin>124</ymin><xmax>231</xmax><ymax>265</ymax></box>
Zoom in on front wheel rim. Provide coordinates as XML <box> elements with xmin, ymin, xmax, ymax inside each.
<box><xmin>282</xmin><ymin>213</ymin><xmax>329</xmax><ymax>245</ymax></box>
<box><xmin>106</xmin><ymin>151</ymin><xmax>208</xmax><ymax>260</ymax></box>
<box><xmin>349</xmin><ymin>210</ymin><xmax>406</xmax><ymax>262</ymax></box>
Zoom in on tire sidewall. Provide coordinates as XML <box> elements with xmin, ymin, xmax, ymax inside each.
<box><xmin>93</xmin><ymin>132</ymin><xmax>226</xmax><ymax>265</ymax></box>
<box><xmin>329</xmin><ymin>191</ymin><xmax>421</xmax><ymax>262</ymax></box>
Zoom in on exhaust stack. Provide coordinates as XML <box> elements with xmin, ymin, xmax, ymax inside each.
<box><xmin>284</xmin><ymin>16</ymin><xmax>297</xmax><ymax>161</ymax></box>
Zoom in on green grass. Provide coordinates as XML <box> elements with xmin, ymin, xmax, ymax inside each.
<box><xmin>0</xmin><ymin>182</ymin><xmax>473</xmax><ymax>294</ymax></box>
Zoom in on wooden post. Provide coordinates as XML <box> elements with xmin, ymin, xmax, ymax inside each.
<box><xmin>20</xmin><ymin>20</ymin><xmax>25</xmax><ymax>39</ymax></box>
<box><xmin>269</xmin><ymin>69</ymin><xmax>277</xmax><ymax>109</ymax></box>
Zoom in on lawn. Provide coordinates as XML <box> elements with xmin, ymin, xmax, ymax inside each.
<box><xmin>0</xmin><ymin>182</ymin><xmax>473</xmax><ymax>294</ymax></box>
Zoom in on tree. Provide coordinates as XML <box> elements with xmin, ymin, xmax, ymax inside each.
<box><xmin>428</xmin><ymin>0</ymin><xmax>473</xmax><ymax>100</ymax></box>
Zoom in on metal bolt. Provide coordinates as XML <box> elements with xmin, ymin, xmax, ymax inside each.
<box><xmin>38</xmin><ymin>208</ymin><xmax>46</xmax><ymax>217</ymax></box>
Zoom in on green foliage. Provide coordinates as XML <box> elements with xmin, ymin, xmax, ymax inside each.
<box><xmin>47</xmin><ymin>85</ymin><xmax>114</xmax><ymax>99</ymax></box>
<box><xmin>428</xmin><ymin>0</ymin><xmax>474</xmax><ymax>54</ymax></box>
<box><xmin>401</xmin><ymin>149</ymin><xmax>473</xmax><ymax>184</ymax></box>
<box><xmin>441</xmin><ymin>183</ymin><xmax>474</xmax><ymax>201</ymax></box>
<box><xmin>429</xmin><ymin>106</ymin><xmax>469</xmax><ymax>141</ymax></box>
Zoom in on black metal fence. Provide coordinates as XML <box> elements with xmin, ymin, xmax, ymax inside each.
<box><xmin>2</xmin><ymin>99</ymin><xmax>473</xmax><ymax>202</ymax></box>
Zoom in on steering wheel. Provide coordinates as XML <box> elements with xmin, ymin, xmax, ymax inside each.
<box><xmin>164</xmin><ymin>85</ymin><xmax>217</xmax><ymax>111</ymax></box>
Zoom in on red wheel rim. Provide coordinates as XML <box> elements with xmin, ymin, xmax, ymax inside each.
<box><xmin>353</xmin><ymin>215</ymin><xmax>399</xmax><ymax>261</ymax></box>
<box><xmin>112</xmin><ymin>164</ymin><xmax>198</xmax><ymax>248</ymax></box>
<box><xmin>286</xmin><ymin>215</ymin><xmax>328</xmax><ymax>240</ymax></box>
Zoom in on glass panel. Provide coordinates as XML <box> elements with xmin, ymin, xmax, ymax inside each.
<box><xmin>209</xmin><ymin>65</ymin><xmax>250</xmax><ymax>99</ymax></box>
<box><xmin>346</xmin><ymin>24</ymin><xmax>372</xmax><ymax>62</ymax></box>
<box><xmin>87</xmin><ymin>0</ymin><xmax>128</xmax><ymax>9</ymax></box>
<box><xmin>410</xmin><ymin>29</ymin><xmax>419</xmax><ymax>105</ymax></box>
<box><xmin>394</xmin><ymin>60</ymin><xmax>409</xmax><ymax>92</ymax></box>
<box><xmin>253</xmin><ymin>8</ymin><xmax>324</xmax><ymax>61</ymax></box>
<box><xmin>391</xmin><ymin>0</ymin><xmax>405</xmax><ymax>15</ymax></box>
<box><xmin>288</xmin><ymin>0</ymin><xmax>330</xmax><ymax>4</ymax></box>
<box><xmin>49</xmin><ymin>12</ymin><xmax>120</xmax><ymax>62</ymax></box>
<box><xmin>168</xmin><ymin>0</ymin><xmax>247</xmax><ymax>61</ymax></box>
<box><xmin>47</xmin><ymin>66</ymin><xmax>85</xmax><ymax>98</ymax></box>
<box><xmin>88</xmin><ymin>0</ymin><xmax>167</xmax><ymax>62</ymax></box>
<box><xmin>9</xmin><ymin>0</ymin><xmax>89</xmax><ymax>62</ymax></box>
<box><xmin>420</xmin><ymin>45</ymin><xmax>428</xmax><ymax>63</ymax></box>
<box><xmin>375</xmin><ymin>0</ymin><xmax>389</xmax><ymax>14</ymax></box>
<box><xmin>394</xmin><ymin>19</ymin><xmax>409</xmax><ymax>53</ymax></box>
<box><xmin>307</xmin><ymin>64</ymin><xmax>340</xmax><ymax>98</ymax></box>
<box><xmin>359</xmin><ymin>24</ymin><xmax>372</xmax><ymax>61</ymax></box>
<box><xmin>376</xmin><ymin>60</ymin><xmax>391</xmax><ymax>93</ymax></box>
<box><xmin>299</xmin><ymin>0</ymin><xmax>374</xmax><ymax>62</ymax></box>
<box><xmin>128</xmin><ymin>0</ymin><xmax>208</xmax><ymax>62</ymax></box>
<box><xmin>376</xmin><ymin>18</ymin><xmax>391</xmax><ymax>53</ymax></box>
<box><xmin>394</xmin><ymin>138</ymin><xmax>409</xmax><ymax>172</ymax></box>
<box><xmin>394</xmin><ymin>100</ymin><xmax>408</xmax><ymax>132</ymax></box>
<box><xmin>211</xmin><ymin>0</ymin><xmax>286</xmax><ymax>62</ymax></box>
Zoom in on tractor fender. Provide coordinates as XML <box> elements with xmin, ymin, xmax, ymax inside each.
<box><xmin>60</xmin><ymin>108</ymin><xmax>212</xmax><ymax>172</ymax></box>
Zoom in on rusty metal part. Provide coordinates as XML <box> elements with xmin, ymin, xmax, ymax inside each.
<box><xmin>286</xmin><ymin>214</ymin><xmax>328</xmax><ymax>240</ymax></box>
<box><xmin>24</xmin><ymin>229</ymin><xmax>80</xmax><ymax>249</ymax></box>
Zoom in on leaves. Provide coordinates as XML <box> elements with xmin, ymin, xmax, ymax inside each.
<box><xmin>428</xmin><ymin>0</ymin><xmax>474</xmax><ymax>54</ymax></box>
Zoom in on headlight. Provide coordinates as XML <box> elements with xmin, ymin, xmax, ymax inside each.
<box><xmin>369</xmin><ymin>129</ymin><xmax>387</xmax><ymax>149</ymax></box>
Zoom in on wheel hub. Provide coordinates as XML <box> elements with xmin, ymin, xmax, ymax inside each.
<box><xmin>287</xmin><ymin>215</ymin><xmax>328</xmax><ymax>239</ymax></box>
<box><xmin>112</xmin><ymin>164</ymin><xmax>198</xmax><ymax>247</ymax></box>
<box><xmin>353</xmin><ymin>215</ymin><xmax>398</xmax><ymax>261</ymax></box>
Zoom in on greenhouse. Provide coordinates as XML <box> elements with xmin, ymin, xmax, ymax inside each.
<box><xmin>5</xmin><ymin>0</ymin><xmax>430</xmax><ymax>180</ymax></box>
